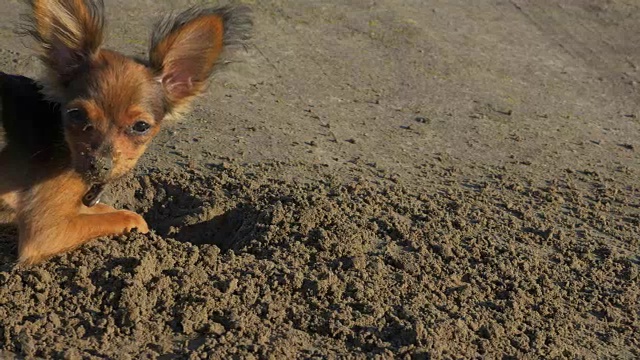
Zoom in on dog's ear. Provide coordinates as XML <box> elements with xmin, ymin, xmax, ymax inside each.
<box><xmin>149</xmin><ymin>6</ymin><xmax>252</xmax><ymax>113</ymax></box>
<box><xmin>24</xmin><ymin>0</ymin><xmax>105</xmax><ymax>85</ymax></box>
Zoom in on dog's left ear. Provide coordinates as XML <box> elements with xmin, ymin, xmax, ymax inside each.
<box><xmin>149</xmin><ymin>6</ymin><xmax>252</xmax><ymax>114</ymax></box>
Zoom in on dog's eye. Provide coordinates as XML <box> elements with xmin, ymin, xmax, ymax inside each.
<box><xmin>131</xmin><ymin>121</ymin><xmax>151</xmax><ymax>135</ymax></box>
<box><xmin>66</xmin><ymin>108</ymin><xmax>88</xmax><ymax>125</ymax></box>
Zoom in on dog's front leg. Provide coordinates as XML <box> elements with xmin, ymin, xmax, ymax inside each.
<box><xmin>81</xmin><ymin>203</ymin><xmax>121</xmax><ymax>214</ymax></box>
<box><xmin>0</xmin><ymin>148</ymin><xmax>20</xmax><ymax>224</ymax></box>
<box><xmin>0</xmin><ymin>203</ymin><xmax>16</xmax><ymax>224</ymax></box>
<box><xmin>16</xmin><ymin>172</ymin><xmax>148</xmax><ymax>265</ymax></box>
<box><xmin>18</xmin><ymin>204</ymin><xmax>149</xmax><ymax>265</ymax></box>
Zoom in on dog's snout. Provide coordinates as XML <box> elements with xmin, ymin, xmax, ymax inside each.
<box><xmin>88</xmin><ymin>156</ymin><xmax>113</xmax><ymax>179</ymax></box>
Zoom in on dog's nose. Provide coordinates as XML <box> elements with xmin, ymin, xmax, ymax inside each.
<box><xmin>89</xmin><ymin>157</ymin><xmax>113</xmax><ymax>179</ymax></box>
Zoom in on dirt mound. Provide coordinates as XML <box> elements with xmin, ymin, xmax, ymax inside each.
<box><xmin>0</xmin><ymin>163</ymin><xmax>637</xmax><ymax>359</ymax></box>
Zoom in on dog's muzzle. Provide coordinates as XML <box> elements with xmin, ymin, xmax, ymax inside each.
<box><xmin>87</xmin><ymin>156</ymin><xmax>113</xmax><ymax>181</ymax></box>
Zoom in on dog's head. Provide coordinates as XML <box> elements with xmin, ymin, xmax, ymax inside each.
<box><xmin>23</xmin><ymin>0</ymin><xmax>251</xmax><ymax>184</ymax></box>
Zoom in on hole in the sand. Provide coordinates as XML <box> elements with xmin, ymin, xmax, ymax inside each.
<box><xmin>168</xmin><ymin>204</ymin><xmax>261</xmax><ymax>251</ymax></box>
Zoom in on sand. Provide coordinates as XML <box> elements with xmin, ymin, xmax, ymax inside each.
<box><xmin>0</xmin><ymin>0</ymin><xmax>638</xmax><ymax>358</ymax></box>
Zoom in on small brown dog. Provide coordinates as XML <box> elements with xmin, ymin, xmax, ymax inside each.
<box><xmin>0</xmin><ymin>0</ymin><xmax>251</xmax><ymax>265</ymax></box>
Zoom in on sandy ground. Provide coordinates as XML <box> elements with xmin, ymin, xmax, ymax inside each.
<box><xmin>0</xmin><ymin>0</ymin><xmax>639</xmax><ymax>358</ymax></box>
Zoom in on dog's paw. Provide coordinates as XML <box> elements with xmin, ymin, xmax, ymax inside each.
<box><xmin>116</xmin><ymin>210</ymin><xmax>149</xmax><ymax>234</ymax></box>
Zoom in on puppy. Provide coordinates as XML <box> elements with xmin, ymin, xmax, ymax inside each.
<box><xmin>0</xmin><ymin>0</ymin><xmax>252</xmax><ymax>265</ymax></box>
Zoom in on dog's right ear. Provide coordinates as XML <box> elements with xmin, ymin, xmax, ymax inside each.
<box><xmin>23</xmin><ymin>0</ymin><xmax>105</xmax><ymax>86</ymax></box>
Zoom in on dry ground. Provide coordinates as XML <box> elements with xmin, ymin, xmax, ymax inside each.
<box><xmin>0</xmin><ymin>0</ymin><xmax>639</xmax><ymax>358</ymax></box>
